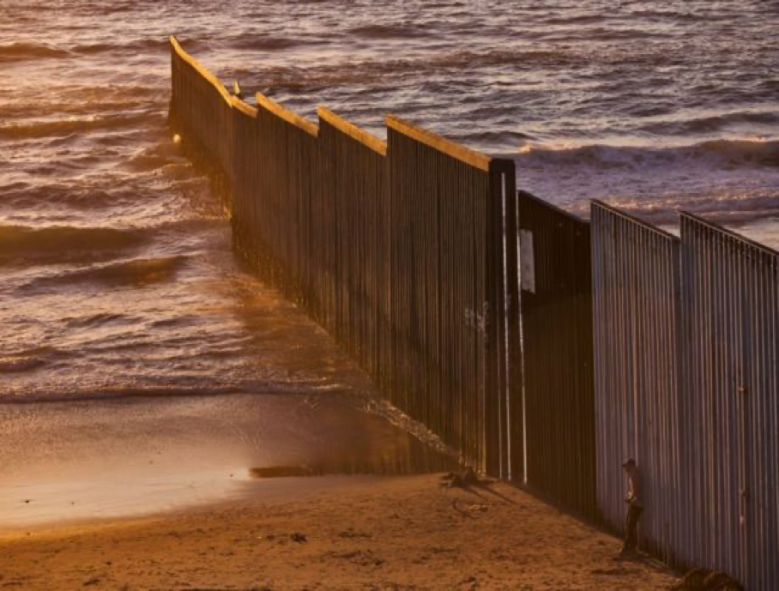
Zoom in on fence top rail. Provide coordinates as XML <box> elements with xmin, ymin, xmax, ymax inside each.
<box><xmin>317</xmin><ymin>106</ymin><xmax>387</xmax><ymax>156</ymax></box>
<box><xmin>680</xmin><ymin>211</ymin><xmax>779</xmax><ymax>258</ymax></box>
<box><xmin>591</xmin><ymin>199</ymin><xmax>678</xmax><ymax>242</ymax></box>
<box><xmin>231</xmin><ymin>95</ymin><xmax>258</xmax><ymax>117</ymax></box>
<box><xmin>255</xmin><ymin>93</ymin><xmax>318</xmax><ymax>137</ymax></box>
<box><xmin>169</xmin><ymin>36</ymin><xmax>232</xmax><ymax>105</ymax></box>
<box><xmin>386</xmin><ymin>114</ymin><xmax>491</xmax><ymax>172</ymax></box>
<box><xmin>520</xmin><ymin>190</ymin><xmax>589</xmax><ymax>227</ymax></box>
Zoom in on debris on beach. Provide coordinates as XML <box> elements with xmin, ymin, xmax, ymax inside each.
<box><xmin>249</xmin><ymin>466</ymin><xmax>316</xmax><ymax>478</ymax></box>
<box><xmin>328</xmin><ymin>549</ymin><xmax>384</xmax><ymax>567</ymax></box>
<box><xmin>338</xmin><ymin>528</ymin><xmax>371</xmax><ymax>539</ymax></box>
<box><xmin>441</xmin><ymin>468</ymin><xmax>480</xmax><ymax>488</ymax></box>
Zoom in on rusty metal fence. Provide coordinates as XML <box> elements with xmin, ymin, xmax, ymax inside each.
<box><xmin>168</xmin><ymin>37</ymin><xmax>522</xmax><ymax>477</ymax></box>
<box><xmin>170</xmin><ymin>36</ymin><xmax>779</xmax><ymax>588</ymax></box>
<box><xmin>520</xmin><ymin>192</ymin><xmax>596</xmax><ymax>517</ymax></box>
<box><xmin>169</xmin><ymin>37</ymin><xmax>235</xmax><ymax>204</ymax></box>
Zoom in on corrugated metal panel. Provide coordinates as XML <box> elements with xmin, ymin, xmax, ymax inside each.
<box><xmin>169</xmin><ymin>37</ymin><xmax>235</xmax><ymax>207</ymax></box>
<box><xmin>317</xmin><ymin>107</ymin><xmax>388</xmax><ymax>388</ymax></box>
<box><xmin>681</xmin><ymin>213</ymin><xmax>779</xmax><ymax>590</ymax></box>
<box><xmin>591</xmin><ymin>201</ymin><xmax>685</xmax><ymax>564</ymax></box>
<box><xmin>233</xmin><ymin>92</ymin><xmax>320</xmax><ymax>307</ymax></box>
<box><xmin>520</xmin><ymin>191</ymin><xmax>595</xmax><ymax>516</ymax></box>
<box><xmin>385</xmin><ymin>116</ymin><xmax>520</xmax><ymax>475</ymax></box>
<box><xmin>593</xmin><ymin>202</ymin><xmax>779</xmax><ymax>587</ymax></box>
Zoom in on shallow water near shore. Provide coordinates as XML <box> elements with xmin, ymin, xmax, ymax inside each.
<box><xmin>0</xmin><ymin>393</ymin><xmax>455</xmax><ymax>530</ymax></box>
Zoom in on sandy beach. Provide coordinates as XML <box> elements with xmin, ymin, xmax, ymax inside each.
<box><xmin>3</xmin><ymin>1</ymin><xmax>775</xmax><ymax>588</ymax></box>
<box><xmin>1</xmin><ymin>394</ymin><xmax>678</xmax><ymax>589</ymax></box>
<box><xmin>0</xmin><ymin>392</ymin><xmax>453</xmax><ymax>529</ymax></box>
<box><xmin>1</xmin><ymin>394</ymin><xmax>680</xmax><ymax>589</ymax></box>
<box><xmin>0</xmin><ymin>473</ymin><xmax>679</xmax><ymax>590</ymax></box>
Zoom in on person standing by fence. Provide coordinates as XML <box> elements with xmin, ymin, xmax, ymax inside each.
<box><xmin>620</xmin><ymin>458</ymin><xmax>643</xmax><ymax>556</ymax></box>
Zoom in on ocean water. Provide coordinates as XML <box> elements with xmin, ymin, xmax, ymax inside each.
<box><xmin>0</xmin><ymin>0</ymin><xmax>777</xmax><ymax>402</ymax></box>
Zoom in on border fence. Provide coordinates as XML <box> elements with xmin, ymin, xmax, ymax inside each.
<box><xmin>592</xmin><ymin>203</ymin><xmax>779</xmax><ymax>589</ymax></box>
<box><xmin>520</xmin><ymin>191</ymin><xmax>596</xmax><ymax>519</ymax></box>
<box><xmin>169</xmin><ymin>37</ymin><xmax>778</xmax><ymax>589</ymax></box>
<box><xmin>591</xmin><ymin>202</ymin><xmax>684</xmax><ymax>563</ymax></box>
<box><xmin>169</xmin><ymin>37</ymin><xmax>522</xmax><ymax>480</ymax></box>
<box><xmin>680</xmin><ymin>214</ymin><xmax>778</xmax><ymax>589</ymax></box>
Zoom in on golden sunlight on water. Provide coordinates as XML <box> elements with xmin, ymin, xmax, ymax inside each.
<box><xmin>0</xmin><ymin>0</ymin><xmax>777</xmax><ymax>528</ymax></box>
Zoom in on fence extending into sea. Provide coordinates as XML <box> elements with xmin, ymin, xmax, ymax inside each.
<box><xmin>169</xmin><ymin>37</ymin><xmax>778</xmax><ymax>589</ymax></box>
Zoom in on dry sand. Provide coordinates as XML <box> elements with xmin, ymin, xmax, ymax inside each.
<box><xmin>0</xmin><ymin>473</ymin><xmax>679</xmax><ymax>590</ymax></box>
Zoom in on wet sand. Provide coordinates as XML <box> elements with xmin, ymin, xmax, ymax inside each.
<box><xmin>0</xmin><ymin>474</ymin><xmax>679</xmax><ymax>590</ymax></box>
<box><xmin>0</xmin><ymin>392</ymin><xmax>453</xmax><ymax>530</ymax></box>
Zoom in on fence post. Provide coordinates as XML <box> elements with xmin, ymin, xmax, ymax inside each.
<box><xmin>486</xmin><ymin>159</ymin><xmax>521</xmax><ymax>480</ymax></box>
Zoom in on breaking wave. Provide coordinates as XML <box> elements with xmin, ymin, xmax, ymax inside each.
<box><xmin>224</xmin><ymin>34</ymin><xmax>321</xmax><ymax>52</ymax></box>
<box><xmin>21</xmin><ymin>256</ymin><xmax>188</xmax><ymax>290</ymax></box>
<box><xmin>516</xmin><ymin>139</ymin><xmax>779</xmax><ymax>172</ymax></box>
<box><xmin>348</xmin><ymin>24</ymin><xmax>430</xmax><ymax>39</ymax></box>
<box><xmin>512</xmin><ymin>139</ymin><xmax>779</xmax><ymax>231</ymax></box>
<box><xmin>0</xmin><ymin>183</ymin><xmax>145</xmax><ymax>211</ymax></box>
<box><xmin>0</xmin><ymin>347</ymin><xmax>62</xmax><ymax>375</ymax></box>
<box><xmin>0</xmin><ymin>42</ymin><xmax>70</xmax><ymax>62</ymax></box>
<box><xmin>0</xmin><ymin>113</ymin><xmax>159</xmax><ymax>140</ymax></box>
<box><xmin>0</xmin><ymin>225</ymin><xmax>147</xmax><ymax>266</ymax></box>
<box><xmin>70</xmin><ymin>38</ymin><xmax>170</xmax><ymax>55</ymax></box>
<box><xmin>638</xmin><ymin>111</ymin><xmax>779</xmax><ymax>136</ymax></box>
<box><xmin>588</xmin><ymin>193</ymin><xmax>779</xmax><ymax>227</ymax></box>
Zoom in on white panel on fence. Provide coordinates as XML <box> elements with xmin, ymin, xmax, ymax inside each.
<box><xmin>519</xmin><ymin>230</ymin><xmax>535</xmax><ymax>294</ymax></box>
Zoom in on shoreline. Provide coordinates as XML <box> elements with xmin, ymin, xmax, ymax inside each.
<box><xmin>0</xmin><ymin>391</ymin><xmax>455</xmax><ymax>531</ymax></box>
<box><xmin>0</xmin><ymin>390</ymin><xmax>458</xmax><ymax>531</ymax></box>
<box><xmin>0</xmin><ymin>474</ymin><xmax>390</xmax><ymax>537</ymax></box>
<box><xmin>0</xmin><ymin>473</ymin><xmax>679</xmax><ymax>590</ymax></box>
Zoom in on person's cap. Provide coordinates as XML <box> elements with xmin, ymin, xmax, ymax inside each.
<box><xmin>622</xmin><ymin>458</ymin><xmax>636</xmax><ymax>467</ymax></box>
